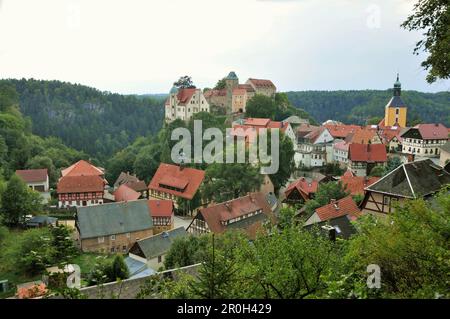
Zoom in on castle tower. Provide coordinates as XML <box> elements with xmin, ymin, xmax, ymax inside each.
<box><xmin>384</xmin><ymin>74</ymin><xmax>407</xmax><ymax>127</ymax></box>
<box><xmin>225</xmin><ymin>71</ymin><xmax>239</xmax><ymax>114</ymax></box>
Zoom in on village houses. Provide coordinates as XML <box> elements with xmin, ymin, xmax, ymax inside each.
<box><xmin>15</xmin><ymin>169</ymin><xmax>51</xmax><ymax>204</ymax></box>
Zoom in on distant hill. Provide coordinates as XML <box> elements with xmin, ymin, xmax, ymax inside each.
<box><xmin>1</xmin><ymin>79</ymin><xmax>165</xmax><ymax>162</ymax></box>
<box><xmin>286</xmin><ymin>90</ymin><xmax>450</xmax><ymax>126</ymax></box>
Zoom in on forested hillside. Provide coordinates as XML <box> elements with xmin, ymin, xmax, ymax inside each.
<box><xmin>1</xmin><ymin>79</ymin><xmax>165</xmax><ymax>162</ymax></box>
<box><xmin>0</xmin><ymin>82</ymin><xmax>88</xmax><ymax>185</ymax></box>
<box><xmin>286</xmin><ymin>90</ymin><xmax>450</xmax><ymax>126</ymax></box>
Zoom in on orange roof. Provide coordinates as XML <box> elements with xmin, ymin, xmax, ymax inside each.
<box><xmin>176</xmin><ymin>88</ymin><xmax>197</xmax><ymax>106</ymax></box>
<box><xmin>149</xmin><ymin>163</ymin><xmax>205</xmax><ymax>200</ymax></box>
<box><xmin>16</xmin><ymin>169</ymin><xmax>48</xmax><ymax>183</ymax></box>
<box><xmin>61</xmin><ymin>160</ymin><xmax>104</xmax><ymax>177</ymax></box>
<box><xmin>340</xmin><ymin>171</ymin><xmax>380</xmax><ymax>195</ymax></box>
<box><xmin>348</xmin><ymin>144</ymin><xmax>387</xmax><ymax>162</ymax></box>
<box><xmin>114</xmin><ymin>184</ymin><xmax>141</xmax><ymax>202</ymax></box>
<box><xmin>285</xmin><ymin>177</ymin><xmax>318</xmax><ymax>199</ymax></box>
<box><xmin>229</xmin><ymin>125</ymin><xmax>258</xmax><ymax>144</ymax></box>
<box><xmin>232</xmin><ymin>88</ymin><xmax>247</xmax><ymax>95</ymax></box>
<box><xmin>244</xmin><ymin>118</ymin><xmax>271</xmax><ymax>127</ymax></box>
<box><xmin>196</xmin><ymin>192</ymin><xmax>273</xmax><ymax>238</ymax></box>
<box><xmin>148</xmin><ymin>200</ymin><xmax>173</xmax><ymax>217</ymax></box>
<box><xmin>325</xmin><ymin>124</ymin><xmax>362</xmax><ymax>139</ymax></box>
<box><xmin>204</xmin><ymin>89</ymin><xmax>226</xmax><ymax>98</ymax></box>
<box><xmin>247</xmin><ymin>78</ymin><xmax>276</xmax><ymax>89</ymax></box>
<box><xmin>57</xmin><ymin>175</ymin><xmax>105</xmax><ymax>194</ymax></box>
<box><xmin>315</xmin><ymin>196</ymin><xmax>361</xmax><ymax>222</ymax></box>
<box><xmin>346</xmin><ymin>129</ymin><xmax>378</xmax><ymax>144</ymax></box>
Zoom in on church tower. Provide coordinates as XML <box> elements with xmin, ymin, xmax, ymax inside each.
<box><xmin>384</xmin><ymin>74</ymin><xmax>407</xmax><ymax>127</ymax></box>
<box><xmin>225</xmin><ymin>71</ymin><xmax>239</xmax><ymax>114</ymax></box>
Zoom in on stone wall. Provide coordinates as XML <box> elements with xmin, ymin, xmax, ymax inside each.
<box><xmin>77</xmin><ymin>263</ymin><xmax>201</xmax><ymax>299</ymax></box>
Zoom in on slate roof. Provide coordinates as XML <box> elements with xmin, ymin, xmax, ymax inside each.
<box><xmin>126</xmin><ymin>181</ymin><xmax>148</xmax><ymax>192</ymax></box>
<box><xmin>365</xmin><ymin>159</ymin><xmax>450</xmax><ymax>198</ymax></box>
<box><xmin>348</xmin><ymin>143</ymin><xmax>387</xmax><ymax>162</ymax></box>
<box><xmin>149</xmin><ymin>163</ymin><xmax>205</xmax><ymax>200</ymax></box>
<box><xmin>386</xmin><ymin>96</ymin><xmax>406</xmax><ymax>108</ymax></box>
<box><xmin>129</xmin><ymin>227</ymin><xmax>187</xmax><ymax>260</ymax></box>
<box><xmin>114</xmin><ymin>172</ymin><xmax>140</xmax><ymax>188</ymax></box>
<box><xmin>76</xmin><ymin>200</ymin><xmax>153</xmax><ymax>239</ymax></box>
<box><xmin>15</xmin><ymin>169</ymin><xmax>48</xmax><ymax>183</ymax></box>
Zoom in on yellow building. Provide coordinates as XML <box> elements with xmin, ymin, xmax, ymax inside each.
<box><xmin>384</xmin><ymin>74</ymin><xmax>407</xmax><ymax>127</ymax></box>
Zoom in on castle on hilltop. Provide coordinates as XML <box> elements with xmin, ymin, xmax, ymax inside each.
<box><xmin>204</xmin><ymin>71</ymin><xmax>276</xmax><ymax>114</ymax></box>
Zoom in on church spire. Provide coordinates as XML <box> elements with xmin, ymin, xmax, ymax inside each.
<box><xmin>393</xmin><ymin>73</ymin><xmax>401</xmax><ymax>96</ymax></box>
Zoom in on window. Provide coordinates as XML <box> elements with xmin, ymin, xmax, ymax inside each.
<box><xmin>98</xmin><ymin>236</ymin><xmax>104</xmax><ymax>243</ymax></box>
<box><xmin>122</xmin><ymin>246</ymin><xmax>127</xmax><ymax>252</ymax></box>
<box><xmin>110</xmin><ymin>235</ymin><xmax>116</xmax><ymax>241</ymax></box>
<box><xmin>383</xmin><ymin>196</ymin><xmax>390</xmax><ymax>205</ymax></box>
<box><xmin>110</xmin><ymin>247</ymin><xmax>115</xmax><ymax>253</ymax></box>
<box><xmin>395</xmin><ymin>108</ymin><xmax>399</xmax><ymax>115</ymax></box>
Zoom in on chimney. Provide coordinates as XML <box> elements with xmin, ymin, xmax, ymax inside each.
<box><xmin>330</xmin><ymin>199</ymin><xmax>336</xmax><ymax>204</ymax></box>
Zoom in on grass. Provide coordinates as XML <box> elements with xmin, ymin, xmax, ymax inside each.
<box><xmin>0</xmin><ymin>227</ymin><xmax>114</xmax><ymax>297</ymax></box>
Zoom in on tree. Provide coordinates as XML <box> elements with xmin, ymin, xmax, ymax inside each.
<box><xmin>268</xmin><ymin>131</ymin><xmax>295</xmax><ymax>194</ymax></box>
<box><xmin>304</xmin><ymin>181</ymin><xmax>350</xmax><ymax>214</ymax></box>
<box><xmin>345</xmin><ymin>189</ymin><xmax>450</xmax><ymax>298</ymax></box>
<box><xmin>26</xmin><ymin>155</ymin><xmax>58</xmax><ymax>186</ymax></box>
<box><xmin>1</xmin><ymin>174</ymin><xmax>42</xmax><ymax>226</ymax></box>
<box><xmin>402</xmin><ymin>0</ymin><xmax>450</xmax><ymax>83</ymax></box>
<box><xmin>164</xmin><ymin>235</ymin><xmax>209</xmax><ymax>269</ymax></box>
<box><xmin>50</xmin><ymin>225</ymin><xmax>77</xmax><ymax>262</ymax></box>
<box><xmin>173</xmin><ymin>76</ymin><xmax>196</xmax><ymax>89</ymax></box>
<box><xmin>133</xmin><ymin>143</ymin><xmax>161</xmax><ymax>183</ymax></box>
<box><xmin>214</xmin><ymin>78</ymin><xmax>226</xmax><ymax>90</ymax></box>
<box><xmin>202</xmin><ymin>162</ymin><xmax>263</xmax><ymax>203</ymax></box>
<box><xmin>369</xmin><ymin>165</ymin><xmax>385</xmax><ymax>177</ymax></box>
<box><xmin>245</xmin><ymin>94</ymin><xmax>277</xmax><ymax>119</ymax></box>
<box><xmin>385</xmin><ymin>157</ymin><xmax>402</xmax><ymax>175</ymax></box>
<box><xmin>367</xmin><ymin>116</ymin><xmax>383</xmax><ymax>125</ymax></box>
<box><xmin>110</xmin><ymin>255</ymin><xmax>129</xmax><ymax>281</ymax></box>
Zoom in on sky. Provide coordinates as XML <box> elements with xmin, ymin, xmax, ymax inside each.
<box><xmin>0</xmin><ymin>0</ymin><xmax>448</xmax><ymax>94</ymax></box>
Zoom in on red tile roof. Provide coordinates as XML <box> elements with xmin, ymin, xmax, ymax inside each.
<box><xmin>315</xmin><ymin>196</ymin><xmax>361</xmax><ymax>222</ymax></box>
<box><xmin>346</xmin><ymin>129</ymin><xmax>378</xmax><ymax>144</ymax></box>
<box><xmin>285</xmin><ymin>177</ymin><xmax>319</xmax><ymax>199</ymax></box>
<box><xmin>149</xmin><ymin>163</ymin><xmax>205</xmax><ymax>200</ymax></box>
<box><xmin>414</xmin><ymin>123</ymin><xmax>448</xmax><ymax>140</ymax></box>
<box><xmin>148</xmin><ymin>200</ymin><xmax>173</xmax><ymax>217</ymax></box>
<box><xmin>61</xmin><ymin>160</ymin><xmax>104</xmax><ymax>177</ymax></box>
<box><xmin>197</xmin><ymin>192</ymin><xmax>273</xmax><ymax>238</ymax></box>
<box><xmin>57</xmin><ymin>175</ymin><xmax>105</xmax><ymax>194</ymax></box>
<box><xmin>247</xmin><ymin>78</ymin><xmax>276</xmax><ymax>89</ymax></box>
<box><xmin>204</xmin><ymin>89</ymin><xmax>226</xmax><ymax>98</ymax></box>
<box><xmin>244</xmin><ymin>118</ymin><xmax>271</xmax><ymax>127</ymax></box>
<box><xmin>348</xmin><ymin>143</ymin><xmax>387</xmax><ymax>162</ymax></box>
<box><xmin>325</xmin><ymin>124</ymin><xmax>362</xmax><ymax>139</ymax></box>
<box><xmin>176</xmin><ymin>88</ymin><xmax>197</xmax><ymax>106</ymax></box>
<box><xmin>340</xmin><ymin>172</ymin><xmax>380</xmax><ymax>196</ymax></box>
<box><xmin>232</xmin><ymin>88</ymin><xmax>247</xmax><ymax>95</ymax></box>
<box><xmin>114</xmin><ymin>184</ymin><xmax>141</xmax><ymax>202</ymax></box>
<box><xmin>15</xmin><ymin>169</ymin><xmax>48</xmax><ymax>183</ymax></box>
<box><xmin>237</xmin><ymin>84</ymin><xmax>255</xmax><ymax>92</ymax></box>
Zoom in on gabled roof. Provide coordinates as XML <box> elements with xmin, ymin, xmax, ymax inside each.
<box><xmin>15</xmin><ymin>169</ymin><xmax>48</xmax><ymax>183</ymax></box>
<box><xmin>415</xmin><ymin>123</ymin><xmax>448</xmax><ymax>140</ymax></box>
<box><xmin>348</xmin><ymin>144</ymin><xmax>387</xmax><ymax>162</ymax></box>
<box><xmin>126</xmin><ymin>181</ymin><xmax>148</xmax><ymax>192</ymax></box>
<box><xmin>237</xmin><ymin>84</ymin><xmax>255</xmax><ymax>92</ymax></box>
<box><xmin>247</xmin><ymin>78</ymin><xmax>276</xmax><ymax>89</ymax></box>
<box><xmin>333</xmin><ymin>140</ymin><xmax>349</xmax><ymax>152</ymax></box>
<box><xmin>114</xmin><ymin>184</ymin><xmax>141</xmax><ymax>202</ymax></box>
<box><xmin>244</xmin><ymin>118</ymin><xmax>271</xmax><ymax>127</ymax></box>
<box><xmin>365</xmin><ymin>159</ymin><xmax>450</xmax><ymax>198</ymax></box>
<box><xmin>148</xmin><ymin>200</ymin><xmax>173</xmax><ymax>218</ymax></box>
<box><xmin>114</xmin><ymin>172</ymin><xmax>140</xmax><ymax>188</ymax></box>
<box><xmin>204</xmin><ymin>89</ymin><xmax>226</xmax><ymax>98</ymax></box>
<box><xmin>346</xmin><ymin>129</ymin><xmax>379</xmax><ymax>144</ymax></box>
<box><xmin>304</xmin><ymin>126</ymin><xmax>328</xmax><ymax>144</ymax></box>
<box><xmin>148</xmin><ymin>163</ymin><xmax>205</xmax><ymax>200</ymax></box>
<box><xmin>195</xmin><ymin>192</ymin><xmax>274</xmax><ymax>238</ymax></box>
<box><xmin>176</xmin><ymin>88</ymin><xmax>197</xmax><ymax>106</ymax></box>
<box><xmin>297</xmin><ymin>123</ymin><xmax>319</xmax><ymax>137</ymax></box>
<box><xmin>285</xmin><ymin>177</ymin><xmax>319</xmax><ymax>199</ymax></box>
<box><xmin>76</xmin><ymin>200</ymin><xmax>153</xmax><ymax>239</ymax></box>
<box><xmin>340</xmin><ymin>171</ymin><xmax>380</xmax><ymax>196</ymax></box>
<box><xmin>61</xmin><ymin>160</ymin><xmax>104</xmax><ymax>177</ymax></box>
<box><xmin>325</xmin><ymin>124</ymin><xmax>361</xmax><ymax>139</ymax></box>
<box><xmin>129</xmin><ymin>227</ymin><xmax>187</xmax><ymax>260</ymax></box>
<box><xmin>57</xmin><ymin>175</ymin><xmax>105</xmax><ymax>194</ymax></box>
<box><xmin>314</xmin><ymin>196</ymin><xmax>361</xmax><ymax>222</ymax></box>
<box><xmin>232</xmin><ymin>88</ymin><xmax>247</xmax><ymax>95</ymax></box>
